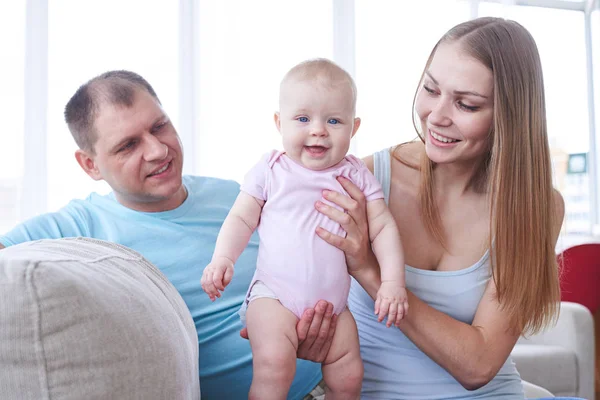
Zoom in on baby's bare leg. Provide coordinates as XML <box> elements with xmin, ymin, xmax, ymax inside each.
<box><xmin>321</xmin><ymin>309</ymin><xmax>363</xmax><ymax>400</ymax></box>
<box><xmin>246</xmin><ymin>298</ymin><xmax>299</xmax><ymax>400</ymax></box>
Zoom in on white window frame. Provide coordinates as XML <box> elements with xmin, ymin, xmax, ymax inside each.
<box><xmin>18</xmin><ymin>0</ymin><xmax>600</xmax><ymax>232</ymax></box>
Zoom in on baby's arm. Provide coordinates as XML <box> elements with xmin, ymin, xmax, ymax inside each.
<box><xmin>201</xmin><ymin>192</ymin><xmax>265</xmax><ymax>301</ymax></box>
<box><xmin>367</xmin><ymin>198</ymin><xmax>408</xmax><ymax>327</ymax></box>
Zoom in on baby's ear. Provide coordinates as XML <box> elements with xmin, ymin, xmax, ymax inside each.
<box><xmin>274</xmin><ymin>112</ymin><xmax>282</xmax><ymax>133</ymax></box>
<box><xmin>352</xmin><ymin>117</ymin><xmax>361</xmax><ymax>138</ymax></box>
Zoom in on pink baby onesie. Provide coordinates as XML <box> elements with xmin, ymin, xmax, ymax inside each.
<box><xmin>240</xmin><ymin>150</ymin><xmax>384</xmax><ymax>318</ymax></box>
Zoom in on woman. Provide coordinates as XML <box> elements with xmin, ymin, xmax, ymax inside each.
<box><xmin>316</xmin><ymin>17</ymin><xmax>564</xmax><ymax>399</ymax></box>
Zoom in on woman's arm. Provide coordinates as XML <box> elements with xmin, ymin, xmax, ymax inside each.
<box><xmin>316</xmin><ymin>178</ymin><xmax>566</xmax><ymax>390</ymax></box>
<box><xmin>399</xmin><ymin>281</ymin><xmax>520</xmax><ymax>390</ymax></box>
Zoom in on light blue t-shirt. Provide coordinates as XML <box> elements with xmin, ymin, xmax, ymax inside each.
<box><xmin>348</xmin><ymin>148</ymin><xmax>525</xmax><ymax>399</ymax></box>
<box><xmin>0</xmin><ymin>175</ymin><xmax>322</xmax><ymax>400</ymax></box>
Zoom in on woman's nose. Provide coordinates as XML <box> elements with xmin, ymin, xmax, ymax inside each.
<box><xmin>428</xmin><ymin>98</ymin><xmax>452</xmax><ymax>127</ymax></box>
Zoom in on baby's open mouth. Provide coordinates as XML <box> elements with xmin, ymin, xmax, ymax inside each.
<box><xmin>305</xmin><ymin>146</ymin><xmax>328</xmax><ymax>156</ymax></box>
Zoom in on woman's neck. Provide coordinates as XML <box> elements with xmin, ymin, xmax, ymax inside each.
<box><xmin>432</xmin><ymin>158</ymin><xmax>488</xmax><ymax>198</ymax></box>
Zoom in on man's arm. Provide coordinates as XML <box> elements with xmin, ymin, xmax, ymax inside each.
<box><xmin>0</xmin><ymin>203</ymin><xmax>90</xmax><ymax>248</ymax></box>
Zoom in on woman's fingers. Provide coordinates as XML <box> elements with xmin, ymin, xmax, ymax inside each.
<box><xmin>315</xmin><ymin>200</ymin><xmax>352</xmax><ymax>226</ymax></box>
<box><xmin>316</xmin><ymin>226</ymin><xmax>350</xmax><ymax>253</ymax></box>
<box><xmin>332</xmin><ymin>177</ymin><xmax>367</xmax><ymax>225</ymax></box>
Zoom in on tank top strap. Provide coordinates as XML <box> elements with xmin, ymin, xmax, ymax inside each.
<box><xmin>373</xmin><ymin>148</ymin><xmax>392</xmax><ymax>205</ymax></box>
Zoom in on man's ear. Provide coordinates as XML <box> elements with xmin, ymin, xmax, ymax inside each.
<box><xmin>75</xmin><ymin>149</ymin><xmax>102</xmax><ymax>181</ymax></box>
<box><xmin>274</xmin><ymin>112</ymin><xmax>281</xmax><ymax>133</ymax></box>
<box><xmin>351</xmin><ymin>117</ymin><xmax>361</xmax><ymax>138</ymax></box>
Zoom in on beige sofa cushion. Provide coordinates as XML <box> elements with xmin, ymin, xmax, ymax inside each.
<box><xmin>0</xmin><ymin>238</ymin><xmax>199</xmax><ymax>400</ymax></box>
<box><xmin>511</xmin><ymin>344</ymin><xmax>577</xmax><ymax>397</ymax></box>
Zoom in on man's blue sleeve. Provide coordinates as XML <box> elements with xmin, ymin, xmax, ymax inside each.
<box><xmin>0</xmin><ymin>201</ymin><xmax>90</xmax><ymax>247</ymax></box>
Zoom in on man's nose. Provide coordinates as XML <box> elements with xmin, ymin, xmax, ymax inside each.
<box><xmin>143</xmin><ymin>135</ymin><xmax>168</xmax><ymax>161</ymax></box>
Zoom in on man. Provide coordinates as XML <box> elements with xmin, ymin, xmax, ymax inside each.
<box><xmin>0</xmin><ymin>70</ymin><xmax>335</xmax><ymax>399</ymax></box>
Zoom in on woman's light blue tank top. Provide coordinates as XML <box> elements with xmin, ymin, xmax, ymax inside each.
<box><xmin>348</xmin><ymin>148</ymin><xmax>525</xmax><ymax>399</ymax></box>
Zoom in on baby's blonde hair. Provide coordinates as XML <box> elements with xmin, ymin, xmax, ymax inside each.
<box><xmin>280</xmin><ymin>58</ymin><xmax>358</xmax><ymax>113</ymax></box>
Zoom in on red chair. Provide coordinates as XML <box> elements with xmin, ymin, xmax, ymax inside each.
<box><xmin>558</xmin><ymin>243</ymin><xmax>600</xmax><ymax>314</ymax></box>
<box><xmin>557</xmin><ymin>243</ymin><xmax>600</xmax><ymax>400</ymax></box>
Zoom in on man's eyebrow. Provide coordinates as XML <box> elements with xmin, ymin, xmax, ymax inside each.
<box><xmin>152</xmin><ymin>114</ymin><xmax>168</xmax><ymax>126</ymax></box>
<box><xmin>110</xmin><ymin>114</ymin><xmax>169</xmax><ymax>153</ymax></box>
<box><xmin>425</xmin><ymin>71</ymin><xmax>489</xmax><ymax>99</ymax></box>
<box><xmin>110</xmin><ymin>134</ymin><xmax>138</xmax><ymax>153</ymax></box>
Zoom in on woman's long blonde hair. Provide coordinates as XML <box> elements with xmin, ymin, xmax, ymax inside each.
<box><xmin>401</xmin><ymin>17</ymin><xmax>559</xmax><ymax>334</ymax></box>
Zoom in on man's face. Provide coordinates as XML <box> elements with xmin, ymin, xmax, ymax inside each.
<box><xmin>76</xmin><ymin>89</ymin><xmax>186</xmax><ymax>212</ymax></box>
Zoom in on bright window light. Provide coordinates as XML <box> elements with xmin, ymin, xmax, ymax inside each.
<box><xmin>354</xmin><ymin>0</ymin><xmax>471</xmax><ymax>157</ymax></box>
<box><xmin>0</xmin><ymin>2</ymin><xmax>25</xmax><ymax>232</ymax></box>
<box><xmin>47</xmin><ymin>0</ymin><xmax>179</xmax><ymax>211</ymax></box>
<box><xmin>196</xmin><ymin>0</ymin><xmax>334</xmax><ymax>182</ymax></box>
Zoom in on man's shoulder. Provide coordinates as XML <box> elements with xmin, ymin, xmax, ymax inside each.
<box><xmin>67</xmin><ymin>192</ymin><xmax>116</xmax><ymax>214</ymax></box>
<box><xmin>183</xmin><ymin>175</ymin><xmax>240</xmax><ymax>196</ymax></box>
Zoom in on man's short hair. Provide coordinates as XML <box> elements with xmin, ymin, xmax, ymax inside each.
<box><xmin>64</xmin><ymin>70</ymin><xmax>161</xmax><ymax>153</ymax></box>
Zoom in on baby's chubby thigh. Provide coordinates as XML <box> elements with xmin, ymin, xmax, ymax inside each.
<box><xmin>321</xmin><ymin>309</ymin><xmax>363</xmax><ymax>398</ymax></box>
<box><xmin>246</xmin><ymin>296</ymin><xmax>300</xmax><ymax>394</ymax></box>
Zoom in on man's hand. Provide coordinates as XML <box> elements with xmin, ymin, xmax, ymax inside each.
<box><xmin>240</xmin><ymin>300</ymin><xmax>337</xmax><ymax>363</ymax></box>
<box><xmin>296</xmin><ymin>300</ymin><xmax>337</xmax><ymax>362</ymax></box>
<box><xmin>200</xmin><ymin>257</ymin><xmax>234</xmax><ymax>301</ymax></box>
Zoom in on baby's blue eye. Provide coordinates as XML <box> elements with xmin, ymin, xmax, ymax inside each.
<box><xmin>298</xmin><ymin>117</ymin><xmax>309</xmax><ymax>123</ymax></box>
<box><xmin>328</xmin><ymin>119</ymin><xmax>340</xmax><ymax>125</ymax></box>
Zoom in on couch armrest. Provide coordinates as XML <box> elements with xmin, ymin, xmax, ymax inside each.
<box><xmin>517</xmin><ymin>301</ymin><xmax>595</xmax><ymax>400</ymax></box>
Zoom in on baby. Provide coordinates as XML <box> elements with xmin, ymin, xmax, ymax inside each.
<box><xmin>201</xmin><ymin>58</ymin><xmax>408</xmax><ymax>400</ymax></box>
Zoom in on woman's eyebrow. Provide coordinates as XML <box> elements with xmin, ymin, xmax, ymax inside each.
<box><xmin>425</xmin><ymin>71</ymin><xmax>488</xmax><ymax>99</ymax></box>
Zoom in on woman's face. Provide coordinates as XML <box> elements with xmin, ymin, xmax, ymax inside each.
<box><xmin>415</xmin><ymin>41</ymin><xmax>494</xmax><ymax>166</ymax></box>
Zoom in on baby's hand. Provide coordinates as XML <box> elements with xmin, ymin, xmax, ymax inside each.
<box><xmin>374</xmin><ymin>281</ymin><xmax>409</xmax><ymax>328</ymax></box>
<box><xmin>201</xmin><ymin>257</ymin><xmax>234</xmax><ymax>301</ymax></box>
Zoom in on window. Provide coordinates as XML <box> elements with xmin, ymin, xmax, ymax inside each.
<box><xmin>0</xmin><ymin>2</ymin><xmax>25</xmax><ymax>232</ymax></box>
<box><xmin>47</xmin><ymin>0</ymin><xmax>179</xmax><ymax>211</ymax></box>
<box><xmin>196</xmin><ymin>0</ymin><xmax>334</xmax><ymax>182</ymax></box>
<box><xmin>354</xmin><ymin>0</ymin><xmax>471</xmax><ymax>157</ymax></box>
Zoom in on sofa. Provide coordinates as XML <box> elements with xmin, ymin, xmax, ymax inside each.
<box><xmin>511</xmin><ymin>302</ymin><xmax>595</xmax><ymax>399</ymax></box>
<box><xmin>0</xmin><ymin>238</ymin><xmax>200</xmax><ymax>400</ymax></box>
<box><xmin>0</xmin><ymin>238</ymin><xmax>586</xmax><ymax>399</ymax></box>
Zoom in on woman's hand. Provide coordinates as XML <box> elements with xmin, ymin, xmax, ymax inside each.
<box><xmin>315</xmin><ymin>176</ymin><xmax>375</xmax><ymax>276</ymax></box>
<box><xmin>239</xmin><ymin>300</ymin><xmax>336</xmax><ymax>363</ymax></box>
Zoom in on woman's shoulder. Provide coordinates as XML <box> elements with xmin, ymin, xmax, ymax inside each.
<box><xmin>361</xmin><ymin>141</ymin><xmax>423</xmax><ymax>173</ymax></box>
<box><xmin>394</xmin><ymin>141</ymin><xmax>423</xmax><ymax>165</ymax></box>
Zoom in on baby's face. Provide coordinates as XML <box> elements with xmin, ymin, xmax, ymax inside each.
<box><xmin>275</xmin><ymin>79</ymin><xmax>359</xmax><ymax>171</ymax></box>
